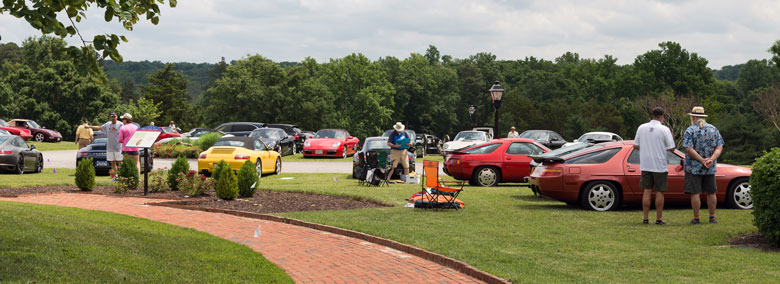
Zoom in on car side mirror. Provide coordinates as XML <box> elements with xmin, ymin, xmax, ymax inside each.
<box><xmin>348</xmin><ymin>136</ymin><xmax>354</xmax><ymax>139</ymax></box>
<box><xmin>29</xmin><ymin>144</ymin><xmax>36</xmax><ymax>150</ymax></box>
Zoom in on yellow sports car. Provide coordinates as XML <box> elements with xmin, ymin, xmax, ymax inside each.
<box><xmin>198</xmin><ymin>136</ymin><xmax>282</xmax><ymax>176</ymax></box>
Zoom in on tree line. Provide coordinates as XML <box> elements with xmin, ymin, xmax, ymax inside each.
<box><xmin>1</xmin><ymin>36</ymin><xmax>779</xmax><ymax>164</ymax></box>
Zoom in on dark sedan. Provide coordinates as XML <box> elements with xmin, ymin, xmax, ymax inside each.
<box><xmin>214</xmin><ymin>122</ymin><xmax>265</xmax><ymax>137</ymax></box>
<box><xmin>352</xmin><ymin>136</ymin><xmax>416</xmax><ymax>179</ymax></box>
<box><xmin>76</xmin><ymin>138</ymin><xmax>153</xmax><ymax>175</ymax></box>
<box><xmin>518</xmin><ymin>130</ymin><xmax>567</xmax><ymax>149</ymax></box>
<box><xmin>266</xmin><ymin>124</ymin><xmax>304</xmax><ymax>154</ymax></box>
<box><xmin>0</xmin><ymin>135</ymin><xmax>43</xmax><ymax>174</ymax></box>
<box><xmin>249</xmin><ymin>128</ymin><xmax>296</xmax><ymax>156</ymax></box>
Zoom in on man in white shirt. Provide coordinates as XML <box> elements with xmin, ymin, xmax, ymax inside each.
<box><xmin>633</xmin><ymin>107</ymin><xmax>676</xmax><ymax>225</ymax></box>
<box><xmin>507</xmin><ymin>126</ymin><xmax>519</xmax><ymax>138</ymax></box>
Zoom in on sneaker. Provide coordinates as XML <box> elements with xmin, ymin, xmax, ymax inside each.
<box><xmin>709</xmin><ymin>218</ymin><xmax>719</xmax><ymax>224</ymax></box>
<box><xmin>642</xmin><ymin>219</ymin><xmax>649</xmax><ymax>224</ymax></box>
<box><xmin>655</xmin><ymin>220</ymin><xmax>667</xmax><ymax>225</ymax></box>
<box><xmin>689</xmin><ymin>219</ymin><xmax>701</xmax><ymax>225</ymax></box>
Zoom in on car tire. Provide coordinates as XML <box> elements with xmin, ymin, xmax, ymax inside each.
<box><xmin>472</xmin><ymin>166</ymin><xmax>500</xmax><ymax>187</ymax></box>
<box><xmin>16</xmin><ymin>155</ymin><xmax>24</xmax><ymax>175</ymax></box>
<box><xmin>580</xmin><ymin>181</ymin><xmax>620</xmax><ymax>211</ymax></box>
<box><xmin>291</xmin><ymin>143</ymin><xmax>297</xmax><ymax>155</ymax></box>
<box><xmin>36</xmin><ymin>155</ymin><xmax>43</xmax><ymax>173</ymax></box>
<box><xmin>726</xmin><ymin>178</ymin><xmax>752</xmax><ymax>209</ymax></box>
<box><xmin>34</xmin><ymin>133</ymin><xmax>45</xmax><ymax>142</ymax></box>
<box><xmin>275</xmin><ymin>145</ymin><xmax>282</xmax><ymax>154</ymax></box>
<box><xmin>341</xmin><ymin>146</ymin><xmax>347</xmax><ymax>159</ymax></box>
<box><xmin>255</xmin><ymin>159</ymin><xmax>263</xmax><ymax>176</ymax></box>
<box><xmin>274</xmin><ymin>157</ymin><xmax>281</xmax><ymax>175</ymax></box>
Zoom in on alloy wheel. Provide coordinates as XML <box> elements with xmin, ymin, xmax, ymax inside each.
<box><xmin>342</xmin><ymin>146</ymin><xmax>347</xmax><ymax>159</ymax></box>
<box><xmin>255</xmin><ymin>159</ymin><xmax>263</xmax><ymax>176</ymax></box>
<box><xmin>475</xmin><ymin>167</ymin><xmax>498</xmax><ymax>186</ymax></box>
<box><xmin>586</xmin><ymin>183</ymin><xmax>616</xmax><ymax>211</ymax></box>
<box><xmin>16</xmin><ymin>155</ymin><xmax>24</xmax><ymax>175</ymax></box>
<box><xmin>732</xmin><ymin>182</ymin><xmax>753</xmax><ymax>209</ymax></box>
<box><xmin>36</xmin><ymin>155</ymin><xmax>43</xmax><ymax>173</ymax></box>
<box><xmin>34</xmin><ymin>133</ymin><xmax>44</xmax><ymax>142</ymax></box>
<box><xmin>274</xmin><ymin>158</ymin><xmax>281</xmax><ymax>175</ymax></box>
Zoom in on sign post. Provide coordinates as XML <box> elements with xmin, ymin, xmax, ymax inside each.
<box><xmin>128</xmin><ymin>127</ymin><xmax>162</xmax><ymax>195</ymax></box>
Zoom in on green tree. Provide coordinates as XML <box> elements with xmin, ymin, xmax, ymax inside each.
<box><xmin>119</xmin><ymin>79</ymin><xmax>139</xmax><ymax>102</ymax></box>
<box><xmin>770</xmin><ymin>40</ymin><xmax>780</xmax><ymax>69</ymax></box>
<box><xmin>141</xmin><ymin>64</ymin><xmax>193</xmax><ymax>128</ymax></box>
<box><xmin>633</xmin><ymin>41</ymin><xmax>714</xmax><ymax>97</ymax></box>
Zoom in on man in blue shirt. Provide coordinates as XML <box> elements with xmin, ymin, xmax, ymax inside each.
<box><xmin>387</xmin><ymin>122</ymin><xmax>412</xmax><ymax>180</ymax></box>
<box><xmin>682</xmin><ymin>107</ymin><xmax>724</xmax><ymax>225</ymax></box>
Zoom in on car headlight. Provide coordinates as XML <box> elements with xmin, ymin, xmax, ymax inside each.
<box><xmin>331</xmin><ymin>142</ymin><xmax>340</xmax><ymax>148</ymax></box>
<box><xmin>443</xmin><ymin>144</ymin><xmax>449</xmax><ymax>150</ymax></box>
<box><xmin>304</xmin><ymin>141</ymin><xmax>310</xmax><ymax>147</ymax></box>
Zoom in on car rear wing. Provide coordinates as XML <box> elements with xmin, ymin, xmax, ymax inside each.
<box><xmin>529</xmin><ymin>154</ymin><xmax>564</xmax><ymax>164</ymax></box>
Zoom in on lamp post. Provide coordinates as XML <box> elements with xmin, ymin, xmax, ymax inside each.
<box><xmin>489</xmin><ymin>81</ymin><xmax>504</xmax><ymax>137</ymax></box>
<box><xmin>468</xmin><ymin>105</ymin><xmax>475</xmax><ymax>127</ymax></box>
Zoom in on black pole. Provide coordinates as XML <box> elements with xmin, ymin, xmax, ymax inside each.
<box><xmin>494</xmin><ymin>101</ymin><xmax>502</xmax><ymax>139</ymax></box>
<box><xmin>143</xmin><ymin>148</ymin><xmax>149</xmax><ymax>196</ymax></box>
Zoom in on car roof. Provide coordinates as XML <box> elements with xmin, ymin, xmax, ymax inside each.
<box><xmin>219</xmin><ymin>122</ymin><xmax>264</xmax><ymax>126</ymax></box>
<box><xmin>266</xmin><ymin>123</ymin><xmax>297</xmax><ymax>127</ymax></box>
<box><xmin>497</xmin><ymin>138</ymin><xmax>539</xmax><ymax>143</ymax></box>
<box><xmin>9</xmin><ymin>119</ymin><xmax>30</xmax><ymax>122</ymax></box>
<box><xmin>365</xmin><ymin>136</ymin><xmax>386</xmax><ymax>141</ymax></box>
<box><xmin>318</xmin><ymin>128</ymin><xmax>346</xmax><ymax>132</ymax></box>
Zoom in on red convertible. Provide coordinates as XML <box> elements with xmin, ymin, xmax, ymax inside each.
<box><xmin>0</xmin><ymin>119</ymin><xmax>32</xmax><ymax>141</ymax></box>
<box><xmin>528</xmin><ymin>141</ymin><xmax>753</xmax><ymax>211</ymax></box>
<box><xmin>302</xmin><ymin>129</ymin><xmax>360</xmax><ymax>158</ymax></box>
<box><xmin>444</xmin><ymin>138</ymin><xmax>550</xmax><ymax>186</ymax></box>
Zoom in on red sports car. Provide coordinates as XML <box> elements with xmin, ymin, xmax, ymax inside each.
<box><xmin>528</xmin><ymin>141</ymin><xmax>753</xmax><ymax>211</ymax></box>
<box><xmin>302</xmin><ymin>129</ymin><xmax>360</xmax><ymax>158</ymax></box>
<box><xmin>156</xmin><ymin>127</ymin><xmax>183</xmax><ymax>142</ymax></box>
<box><xmin>0</xmin><ymin>119</ymin><xmax>32</xmax><ymax>141</ymax></box>
<box><xmin>7</xmin><ymin>119</ymin><xmax>61</xmax><ymax>142</ymax></box>
<box><xmin>444</xmin><ymin>138</ymin><xmax>550</xmax><ymax>186</ymax></box>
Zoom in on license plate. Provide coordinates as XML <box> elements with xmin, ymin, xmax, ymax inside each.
<box><xmin>95</xmin><ymin>160</ymin><xmax>109</xmax><ymax>167</ymax></box>
<box><xmin>315</xmin><ymin>150</ymin><xmax>323</xmax><ymax>154</ymax></box>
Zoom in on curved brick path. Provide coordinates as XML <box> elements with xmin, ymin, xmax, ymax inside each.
<box><xmin>0</xmin><ymin>193</ymin><xmax>487</xmax><ymax>284</ymax></box>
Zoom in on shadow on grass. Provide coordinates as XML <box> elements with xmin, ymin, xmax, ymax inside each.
<box><xmin>518</xmin><ymin>203</ymin><xmax>581</xmax><ymax>211</ymax></box>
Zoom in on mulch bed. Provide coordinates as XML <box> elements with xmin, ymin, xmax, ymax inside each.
<box><xmin>0</xmin><ymin>185</ymin><xmax>389</xmax><ymax>213</ymax></box>
<box><xmin>729</xmin><ymin>233</ymin><xmax>779</xmax><ymax>252</ymax></box>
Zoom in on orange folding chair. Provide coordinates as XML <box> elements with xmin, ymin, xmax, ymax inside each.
<box><xmin>417</xmin><ymin>160</ymin><xmax>464</xmax><ymax>210</ymax></box>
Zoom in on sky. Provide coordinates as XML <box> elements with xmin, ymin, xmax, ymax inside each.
<box><xmin>1</xmin><ymin>0</ymin><xmax>779</xmax><ymax>68</ymax></box>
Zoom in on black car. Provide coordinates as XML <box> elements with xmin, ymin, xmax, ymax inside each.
<box><xmin>266</xmin><ymin>124</ymin><xmax>304</xmax><ymax>154</ymax></box>
<box><xmin>214</xmin><ymin>122</ymin><xmax>265</xmax><ymax>137</ymax></box>
<box><xmin>249</xmin><ymin>128</ymin><xmax>296</xmax><ymax>156</ymax></box>
<box><xmin>352</xmin><ymin>136</ymin><xmax>416</xmax><ymax>179</ymax></box>
<box><xmin>301</xmin><ymin>131</ymin><xmax>316</xmax><ymax>140</ymax></box>
<box><xmin>76</xmin><ymin>138</ymin><xmax>153</xmax><ymax>175</ymax></box>
<box><xmin>0</xmin><ymin>135</ymin><xmax>43</xmax><ymax>174</ymax></box>
<box><xmin>416</xmin><ymin>133</ymin><xmax>442</xmax><ymax>155</ymax></box>
<box><xmin>518</xmin><ymin>130</ymin><xmax>567</xmax><ymax>149</ymax></box>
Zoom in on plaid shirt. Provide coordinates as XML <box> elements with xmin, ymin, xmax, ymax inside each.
<box><xmin>682</xmin><ymin>123</ymin><xmax>724</xmax><ymax>175</ymax></box>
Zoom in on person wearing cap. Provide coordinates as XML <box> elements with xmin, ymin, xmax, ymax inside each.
<box><xmin>118</xmin><ymin>113</ymin><xmax>141</xmax><ymax>177</ymax></box>
<box><xmin>387</xmin><ymin>122</ymin><xmax>412</xmax><ymax>181</ymax></box>
<box><xmin>89</xmin><ymin>112</ymin><xmax>123</xmax><ymax>175</ymax></box>
<box><xmin>682</xmin><ymin>106</ymin><xmax>724</xmax><ymax>225</ymax></box>
<box><xmin>507</xmin><ymin>126</ymin><xmax>519</xmax><ymax>138</ymax></box>
<box><xmin>75</xmin><ymin>119</ymin><xmax>94</xmax><ymax>149</ymax></box>
<box><xmin>633</xmin><ymin>107</ymin><xmax>676</xmax><ymax>225</ymax></box>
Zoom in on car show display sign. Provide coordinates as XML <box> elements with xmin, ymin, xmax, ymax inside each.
<box><xmin>127</xmin><ymin>129</ymin><xmax>162</xmax><ymax>149</ymax></box>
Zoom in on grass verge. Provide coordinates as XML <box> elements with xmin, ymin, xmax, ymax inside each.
<box><xmin>0</xmin><ymin>202</ymin><xmax>293</xmax><ymax>283</ymax></box>
<box><xmin>29</xmin><ymin>141</ymin><xmax>78</xmax><ymax>151</ymax></box>
<box><xmin>283</xmin><ymin>153</ymin><xmax>353</xmax><ymax>162</ymax></box>
<box><xmin>0</xmin><ymin>168</ymin><xmax>112</xmax><ymax>188</ymax></box>
<box><xmin>257</xmin><ymin>173</ymin><xmax>779</xmax><ymax>283</ymax></box>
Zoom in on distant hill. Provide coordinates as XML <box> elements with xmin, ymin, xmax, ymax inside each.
<box><xmin>712</xmin><ymin>64</ymin><xmax>744</xmax><ymax>81</ymax></box>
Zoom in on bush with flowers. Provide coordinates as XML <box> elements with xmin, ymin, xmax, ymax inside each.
<box><xmin>178</xmin><ymin>170</ymin><xmax>216</xmax><ymax>197</ymax></box>
<box><xmin>148</xmin><ymin>169</ymin><xmax>170</xmax><ymax>192</ymax></box>
<box><xmin>151</xmin><ymin>140</ymin><xmax>202</xmax><ymax>159</ymax></box>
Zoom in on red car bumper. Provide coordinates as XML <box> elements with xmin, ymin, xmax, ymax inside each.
<box><xmin>529</xmin><ymin>165</ymin><xmax>577</xmax><ymax>203</ymax></box>
<box><xmin>302</xmin><ymin>147</ymin><xmax>343</xmax><ymax>157</ymax></box>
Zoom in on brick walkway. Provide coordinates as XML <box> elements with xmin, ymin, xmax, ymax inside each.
<box><xmin>0</xmin><ymin>193</ymin><xmax>486</xmax><ymax>284</ymax></box>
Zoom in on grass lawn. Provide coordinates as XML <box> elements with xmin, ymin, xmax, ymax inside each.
<box><xmin>422</xmin><ymin>155</ymin><xmax>444</xmax><ymax>162</ymax></box>
<box><xmin>256</xmin><ymin>173</ymin><xmax>780</xmax><ymax>283</ymax></box>
<box><xmin>283</xmin><ymin>153</ymin><xmax>353</xmax><ymax>162</ymax></box>
<box><xmin>0</xmin><ymin>202</ymin><xmax>293</xmax><ymax>283</ymax></box>
<box><xmin>0</xmin><ymin>168</ymin><xmax>112</xmax><ymax>188</ymax></box>
<box><xmin>29</xmin><ymin>141</ymin><xmax>79</xmax><ymax>151</ymax></box>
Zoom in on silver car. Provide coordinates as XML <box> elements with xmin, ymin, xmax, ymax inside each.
<box><xmin>0</xmin><ymin>135</ymin><xmax>43</xmax><ymax>174</ymax></box>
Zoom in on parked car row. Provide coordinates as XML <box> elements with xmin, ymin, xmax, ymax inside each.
<box><xmin>0</xmin><ymin>119</ymin><xmax>60</xmax><ymax>142</ymax></box>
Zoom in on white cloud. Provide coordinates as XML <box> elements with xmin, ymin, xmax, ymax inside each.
<box><xmin>1</xmin><ymin>0</ymin><xmax>778</xmax><ymax>68</ymax></box>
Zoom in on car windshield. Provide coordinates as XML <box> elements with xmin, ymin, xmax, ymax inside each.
<box><xmin>579</xmin><ymin>134</ymin><xmax>611</xmax><ymax>141</ymax></box>
<box><xmin>27</xmin><ymin>120</ymin><xmax>41</xmax><ymax>128</ymax></box>
<box><xmin>454</xmin><ymin>132</ymin><xmax>486</xmax><ymax>141</ymax></box>
<box><xmin>364</xmin><ymin>139</ymin><xmax>390</xmax><ymax>151</ymax></box>
<box><xmin>519</xmin><ymin>131</ymin><xmax>549</xmax><ymax>140</ymax></box>
<box><xmin>462</xmin><ymin>143</ymin><xmax>501</xmax><ymax>154</ymax></box>
<box><xmin>93</xmin><ymin>138</ymin><xmax>108</xmax><ymax>144</ymax></box>
<box><xmin>161</xmin><ymin>127</ymin><xmax>177</xmax><ymax>133</ymax></box>
<box><xmin>214</xmin><ymin>140</ymin><xmax>247</xmax><ymax>147</ymax></box>
<box><xmin>0</xmin><ymin>119</ymin><xmax>7</xmax><ymax>127</ymax></box>
<box><xmin>251</xmin><ymin>129</ymin><xmax>283</xmax><ymax>139</ymax></box>
<box><xmin>315</xmin><ymin>130</ymin><xmax>346</xmax><ymax>139</ymax></box>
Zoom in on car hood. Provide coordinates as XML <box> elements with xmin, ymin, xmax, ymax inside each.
<box><xmin>307</xmin><ymin>138</ymin><xmax>343</xmax><ymax>148</ymax></box>
<box><xmin>35</xmin><ymin>128</ymin><xmax>61</xmax><ymax>136</ymax></box>
<box><xmin>443</xmin><ymin>140</ymin><xmax>485</xmax><ymax>151</ymax></box>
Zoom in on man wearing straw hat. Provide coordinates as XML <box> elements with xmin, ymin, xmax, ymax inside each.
<box><xmin>387</xmin><ymin>122</ymin><xmax>412</xmax><ymax>181</ymax></box>
<box><xmin>682</xmin><ymin>106</ymin><xmax>724</xmax><ymax>225</ymax></box>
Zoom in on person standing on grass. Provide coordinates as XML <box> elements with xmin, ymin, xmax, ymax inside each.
<box><xmin>118</xmin><ymin>113</ymin><xmax>141</xmax><ymax>177</ymax></box>
<box><xmin>75</xmin><ymin>119</ymin><xmax>93</xmax><ymax>149</ymax></box>
<box><xmin>507</xmin><ymin>126</ymin><xmax>520</xmax><ymax>138</ymax></box>
<box><xmin>682</xmin><ymin>106</ymin><xmax>724</xmax><ymax>225</ymax></box>
<box><xmin>633</xmin><ymin>107</ymin><xmax>676</xmax><ymax>225</ymax></box>
<box><xmin>89</xmin><ymin>112</ymin><xmax>123</xmax><ymax>176</ymax></box>
<box><xmin>387</xmin><ymin>122</ymin><xmax>412</xmax><ymax>181</ymax></box>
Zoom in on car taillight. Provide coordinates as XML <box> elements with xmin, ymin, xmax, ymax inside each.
<box><xmin>235</xmin><ymin>155</ymin><xmax>250</xmax><ymax>160</ymax></box>
<box><xmin>448</xmin><ymin>158</ymin><xmax>461</xmax><ymax>165</ymax></box>
<box><xmin>199</xmin><ymin>154</ymin><xmax>207</xmax><ymax>159</ymax></box>
<box><xmin>294</xmin><ymin>134</ymin><xmax>299</xmax><ymax>140</ymax></box>
<box><xmin>0</xmin><ymin>150</ymin><xmax>12</xmax><ymax>155</ymax></box>
<box><xmin>78</xmin><ymin>152</ymin><xmax>89</xmax><ymax>157</ymax></box>
<box><xmin>542</xmin><ymin>167</ymin><xmax>562</xmax><ymax>176</ymax></box>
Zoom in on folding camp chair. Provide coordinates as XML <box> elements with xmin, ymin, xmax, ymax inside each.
<box><xmin>356</xmin><ymin>152</ymin><xmax>368</xmax><ymax>185</ymax></box>
<box><xmin>418</xmin><ymin>160</ymin><xmax>464</xmax><ymax>210</ymax></box>
<box><xmin>364</xmin><ymin>151</ymin><xmax>390</xmax><ymax>187</ymax></box>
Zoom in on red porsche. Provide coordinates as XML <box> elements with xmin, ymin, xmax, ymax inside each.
<box><xmin>302</xmin><ymin>129</ymin><xmax>360</xmax><ymax>158</ymax></box>
<box><xmin>0</xmin><ymin>119</ymin><xmax>32</xmax><ymax>141</ymax></box>
<box><xmin>444</xmin><ymin>138</ymin><xmax>550</xmax><ymax>186</ymax></box>
<box><xmin>528</xmin><ymin>141</ymin><xmax>753</xmax><ymax>211</ymax></box>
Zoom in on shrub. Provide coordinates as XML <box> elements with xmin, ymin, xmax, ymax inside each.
<box><xmin>215</xmin><ymin>163</ymin><xmax>238</xmax><ymax>200</ymax></box>
<box><xmin>212</xmin><ymin>160</ymin><xmax>230</xmax><ymax>181</ymax></box>
<box><xmin>75</xmin><ymin>158</ymin><xmax>95</xmax><ymax>191</ymax></box>
<box><xmin>194</xmin><ymin>132</ymin><xmax>223</xmax><ymax>150</ymax></box>
<box><xmin>148</xmin><ymin>169</ymin><xmax>170</xmax><ymax>192</ymax></box>
<box><xmin>237</xmin><ymin>160</ymin><xmax>259</xmax><ymax>197</ymax></box>
<box><xmin>151</xmin><ymin>143</ymin><xmax>202</xmax><ymax>159</ymax></box>
<box><xmin>751</xmin><ymin>148</ymin><xmax>780</xmax><ymax>247</ymax></box>
<box><xmin>116</xmin><ymin>156</ymin><xmax>139</xmax><ymax>190</ymax></box>
<box><xmin>168</xmin><ymin>156</ymin><xmax>190</xmax><ymax>190</ymax></box>
<box><xmin>178</xmin><ymin>170</ymin><xmax>216</xmax><ymax>197</ymax></box>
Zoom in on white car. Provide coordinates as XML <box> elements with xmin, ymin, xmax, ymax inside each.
<box><xmin>562</xmin><ymin>131</ymin><xmax>623</xmax><ymax>148</ymax></box>
<box><xmin>441</xmin><ymin>131</ymin><xmax>492</xmax><ymax>157</ymax></box>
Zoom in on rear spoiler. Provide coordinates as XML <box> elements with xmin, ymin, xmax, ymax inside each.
<box><xmin>529</xmin><ymin>154</ymin><xmax>564</xmax><ymax>164</ymax></box>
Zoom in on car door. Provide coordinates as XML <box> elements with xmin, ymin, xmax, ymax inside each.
<box><xmin>623</xmin><ymin>149</ymin><xmax>642</xmax><ymax>193</ymax></box>
<box><xmin>15</xmin><ymin>137</ymin><xmax>34</xmax><ymax>170</ymax></box>
<box><xmin>503</xmin><ymin>142</ymin><xmax>538</xmax><ymax>182</ymax></box>
<box><xmin>664</xmin><ymin>151</ymin><xmax>686</xmax><ymax>202</ymax></box>
<box><xmin>255</xmin><ymin>140</ymin><xmax>272</xmax><ymax>172</ymax></box>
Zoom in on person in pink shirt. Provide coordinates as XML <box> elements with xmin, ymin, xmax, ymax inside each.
<box><xmin>118</xmin><ymin>113</ymin><xmax>140</xmax><ymax>177</ymax></box>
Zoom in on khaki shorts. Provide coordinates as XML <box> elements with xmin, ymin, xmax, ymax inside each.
<box><xmin>390</xmin><ymin>149</ymin><xmax>409</xmax><ymax>169</ymax></box>
<box><xmin>106</xmin><ymin>151</ymin><xmax>122</xmax><ymax>162</ymax></box>
<box><xmin>640</xmin><ymin>171</ymin><xmax>668</xmax><ymax>192</ymax></box>
<box><xmin>77</xmin><ymin>139</ymin><xmax>91</xmax><ymax>149</ymax></box>
<box><xmin>684</xmin><ymin>173</ymin><xmax>717</xmax><ymax>194</ymax></box>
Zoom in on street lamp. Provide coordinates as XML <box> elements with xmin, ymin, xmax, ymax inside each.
<box><xmin>468</xmin><ymin>105</ymin><xmax>475</xmax><ymax>127</ymax></box>
<box><xmin>489</xmin><ymin>81</ymin><xmax>504</xmax><ymax>137</ymax></box>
